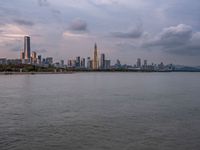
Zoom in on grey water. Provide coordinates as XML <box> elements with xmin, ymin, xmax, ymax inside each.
<box><xmin>0</xmin><ymin>72</ymin><xmax>200</xmax><ymax>150</ymax></box>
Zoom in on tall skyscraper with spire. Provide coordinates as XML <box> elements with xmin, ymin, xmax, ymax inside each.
<box><xmin>24</xmin><ymin>36</ymin><xmax>31</xmax><ymax>60</ymax></box>
<box><xmin>93</xmin><ymin>43</ymin><xmax>98</xmax><ymax>70</ymax></box>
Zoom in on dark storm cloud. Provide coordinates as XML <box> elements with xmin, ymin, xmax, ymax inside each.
<box><xmin>144</xmin><ymin>24</ymin><xmax>200</xmax><ymax>55</ymax></box>
<box><xmin>38</xmin><ymin>0</ymin><xmax>50</xmax><ymax>7</ymax></box>
<box><xmin>68</xmin><ymin>18</ymin><xmax>88</xmax><ymax>31</ymax></box>
<box><xmin>14</xmin><ymin>19</ymin><xmax>34</xmax><ymax>26</ymax></box>
<box><xmin>153</xmin><ymin>24</ymin><xmax>192</xmax><ymax>46</ymax></box>
<box><xmin>115</xmin><ymin>42</ymin><xmax>137</xmax><ymax>51</ymax></box>
<box><xmin>111</xmin><ymin>29</ymin><xmax>143</xmax><ymax>39</ymax></box>
<box><xmin>0</xmin><ymin>5</ymin><xmax>20</xmax><ymax>25</ymax></box>
<box><xmin>0</xmin><ymin>5</ymin><xmax>19</xmax><ymax>16</ymax></box>
<box><xmin>110</xmin><ymin>24</ymin><xmax>144</xmax><ymax>39</ymax></box>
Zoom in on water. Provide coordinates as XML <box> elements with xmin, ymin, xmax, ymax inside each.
<box><xmin>0</xmin><ymin>72</ymin><xmax>200</xmax><ymax>150</ymax></box>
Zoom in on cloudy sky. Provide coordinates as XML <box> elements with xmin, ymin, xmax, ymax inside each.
<box><xmin>0</xmin><ymin>0</ymin><xmax>200</xmax><ymax>66</ymax></box>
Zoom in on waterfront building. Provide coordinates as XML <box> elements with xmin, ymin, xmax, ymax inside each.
<box><xmin>24</xmin><ymin>36</ymin><xmax>31</xmax><ymax>61</ymax></box>
<box><xmin>81</xmin><ymin>58</ymin><xmax>86</xmax><ymax>68</ymax></box>
<box><xmin>31</xmin><ymin>51</ymin><xmax>37</xmax><ymax>64</ymax></box>
<box><xmin>76</xmin><ymin>56</ymin><xmax>81</xmax><ymax>68</ymax></box>
<box><xmin>46</xmin><ymin>57</ymin><xmax>53</xmax><ymax>65</ymax></box>
<box><xmin>20</xmin><ymin>51</ymin><xmax>25</xmax><ymax>60</ymax></box>
<box><xmin>7</xmin><ymin>59</ymin><xmax>22</xmax><ymax>65</ymax></box>
<box><xmin>137</xmin><ymin>58</ymin><xmax>141</xmax><ymax>68</ymax></box>
<box><xmin>67</xmin><ymin>60</ymin><xmax>72</xmax><ymax>67</ymax></box>
<box><xmin>93</xmin><ymin>43</ymin><xmax>98</xmax><ymax>70</ymax></box>
<box><xmin>60</xmin><ymin>60</ymin><xmax>64</xmax><ymax>67</ymax></box>
<box><xmin>115</xmin><ymin>59</ymin><xmax>121</xmax><ymax>69</ymax></box>
<box><xmin>143</xmin><ymin>59</ymin><xmax>147</xmax><ymax>70</ymax></box>
<box><xmin>105</xmin><ymin>60</ymin><xmax>111</xmax><ymax>69</ymax></box>
<box><xmin>0</xmin><ymin>58</ymin><xmax>7</xmax><ymax>65</ymax></box>
<box><xmin>38</xmin><ymin>55</ymin><xmax>42</xmax><ymax>64</ymax></box>
<box><xmin>42</xmin><ymin>58</ymin><xmax>46</xmax><ymax>65</ymax></box>
<box><xmin>144</xmin><ymin>60</ymin><xmax>147</xmax><ymax>66</ymax></box>
<box><xmin>100</xmin><ymin>53</ymin><xmax>105</xmax><ymax>69</ymax></box>
<box><xmin>68</xmin><ymin>59</ymin><xmax>76</xmax><ymax>68</ymax></box>
<box><xmin>31</xmin><ymin>51</ymin><xmax>37</xmax><ymax>59</ymax></box>
<box><xmin>89</xmin><ymin>60</ymin><xmax>93</xmax><ymax>69</ymax></box>
<box><xmin>87</xmin><ymin>57</ymin><xmax>93</xmax><ymax>69</ymax></box>
<box><xmin>158</xmin><ymin>62</ymin><xmax>164</xmax><ymax>70</ymax></box>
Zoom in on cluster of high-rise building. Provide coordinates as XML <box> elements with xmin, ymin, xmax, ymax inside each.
<box><xmin>0</xmin><ymin>35</ymin><xmax>174</xmax><ymax>71</ymax></box>
<box><xmin>18</xmin><ymin>36</ymin><xmax>111</xmax><ymax>70</ymax></box>
<box><xmin>19</xmin><ymin>36</ymin><xmax>54</xmax><ymax>66</ymax></box>
<box><xmin>68</xmin><ymin>43</ymin><xmax>111</xmax><ymax>70</ymax></box>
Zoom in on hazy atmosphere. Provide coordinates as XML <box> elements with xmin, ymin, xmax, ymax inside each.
<box><xmin>0</xmin><ymin>0</ymin><xmax>200</xmax><ymax>65</ymax></box>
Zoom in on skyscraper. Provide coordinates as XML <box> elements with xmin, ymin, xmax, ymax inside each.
<box><xmin>81</xmin><ymin>58</ymin><xmax>86</xmax><ymax>68</ymax></box>
<box><xmin>100</xmin><ymin>53</ymin><xmax>105</xmax><ymax>69</ymax></box>
<box><xmin>115</xmin><ymin>59</ymin><xmax>121</xmax><ymax>68</ymax></box>
<box><xmin>31</xmin><ymin>51</ymin><xmax>37</xmax><ymax>59</ymax></box>
<box><xmin>46</xmin><ymin>57</ymin><xmax>53</xmax><ymax>65</ymax></box>
<box><xmin>87</xmin><ymin>57</ymin><xmax>92</xmax><ymax>69</ymax></box>
<box><xmin>137</xmin><ymin>58</ymin><xmax>141</xmax><ymax>68</ymax></box>
<box><xmin>31</xmin><ymin>51</ymin><xmax>37</xmax><ymax>64</ymax></box>
<box><xmin>38</xmin><ymin>55</ymin><xmax>42</xmax><ymax>64</ymax></box>
<box><xmin>105</xmin><ymin>60</ymin><xmax>111</xmax><ymax>69</ymax></box>
<box><xmin>20</xmin><ymin>51</ymin><xmax>25</xmax><ymax>60</ymax></box>
<box><xmin>24</xmin><ymin>36</ymin><xmax>31</xmax><ymax>60</ymax></box>
<box><xmin>93</xmin><ymin>43</ymin><xmax>98</xmax><ymax>70</ymax></box>
<box><xmin>60</xmin><ymin>60</ymin><xmax>64</xmax><ymax>67</ymax></box>
<box><xmin>76</xmin><ymin>56</ymin><xmax>81</xmax><ymax>68</ymax></box>
<box><xmin>144</xmin><ymin>60</ymin><xmax>147</xmax><ymax>66</ymax></box>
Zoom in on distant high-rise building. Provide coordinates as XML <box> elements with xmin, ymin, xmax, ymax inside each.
<box><xmin>100</xmin><ymin>53</ymin><xmax>105</xmax><ymax>69</ymax></box>
<box><xmin>81</xmin><ymin>58</ymin><xmax>85</xmax><ymax>68</ymax></box>
<box><xmin>137</xmin><ymin>58</ymin><xmax>141</xmax><ymax>68</ymax></box>
<box><xmin>105</xmin><ymin>60</ymin><xmax>111</xmax><ymax>69</ymax></box>
<box><xmin>89</xmin><ymin>60</ymin><xmax>93</xmax><ymax>69</ymax></box>
<box><xmin>0</xmin><ymin>58</ymin><xmax>7</xmax><ymax>65</ymax></box>
<box><xmin>115</xmin><ymin>59</ymin><xmax>121</xmax><ymax>68</ymax></box>
<box><xmin>93</xmin><ymin>43</ymin><xmax>98</xmax><ymax>70</ymax></box>
<box><xmin>87</xmin><ymin>57</ymin><xmax>92</xmax><ymax>69</ymax></box>
<box><xmin>31</xmin><ymin>51</ymin><xmax>37</xmax><ymax>59</ymax></box>
<box><xmin>60</xmin><ymin>60</ymin><xmax>64</xmax><ymax>67</ymax></box>
<box><xmin>20</xmin><ymin>51</ymin><xmax>25</xmax><ymax>60</ymax></box>
<box><xmin>68</xmin><ymin>60</ymin><xmax>73</xmax><ymax>67</ymax></box>
<box><xmin>158</xmin><ymin>62</ymin><xmax>164</xmax><ymax>70</ymax></box>
<box><xmin>144</xmin><ymin>60</ymin><xmax>147</xmax><ymax>67</ymax></box>
<box><xmin>68</xmin><ymin>59</ymin><xmax>76</xmax><ymax>68</ymax></box>
<box><xmin>76</xmin><ymin>56</ymin><xmax>81</xmax><ymax>68</ymax></box>
<box><xmin>24</xmin><ymin>36</ymin><xmax>31</xmax><ymax>60</ymax></box>
<box><xmin>31</xmin><ymin>51</ymin><xmax>37</xmax><ymax>64</ymax></box>
<box><xmin>38</xmin><ymin>55</ymin><xmax>42</xmax><ymax>64</ymax></box>
<box><xmin>42</xmin><ymin>58</ymin><xmax>46</xmax><ymax>65</ymax></box>
<box><xmin>46</xmin><ymin>57</ymin><xmax>53</xmax><ymax>65</ymax></box>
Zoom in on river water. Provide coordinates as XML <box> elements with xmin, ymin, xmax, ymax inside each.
<box><xmin>0</xmin><ymin>72</ymin><xmax>200</xmax><ymax>150</ymax></box>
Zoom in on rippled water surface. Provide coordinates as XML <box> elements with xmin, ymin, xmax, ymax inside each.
<box><xmin>0</xmin><ymin>72</ymin><xmax>200</xmax><ymax>150</ymax></box>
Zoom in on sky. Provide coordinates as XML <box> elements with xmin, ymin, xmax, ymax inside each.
<box><xmin>0</xmin><ymin>0</ymin><xmax>200</xmax><ymax>66</ymax></box>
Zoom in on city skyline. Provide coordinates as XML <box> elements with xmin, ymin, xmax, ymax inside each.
<box><xmin>0</xmin><ymin>35</ymin><xmax>168</xmax><ymax>68</ymax></box>
<box><xmin>0</xmin><ymin>35</ymin><xmax>174</xmax><ymax>72</ymax></box>
<box><xmin>0</xmin><ymin>0</ymin><xmax>200</xmax><ymax>66</ymax></box>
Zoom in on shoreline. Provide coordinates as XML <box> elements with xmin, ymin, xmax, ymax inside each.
<box><xmin>0</xmin><ymin>71</ymin><xmax>199</xmax><ymax>75</ymax></box>
<box><xmin>0</xmin><ymin>72</ymin><xmax>74</xmax><ymax>75</ymax></box>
